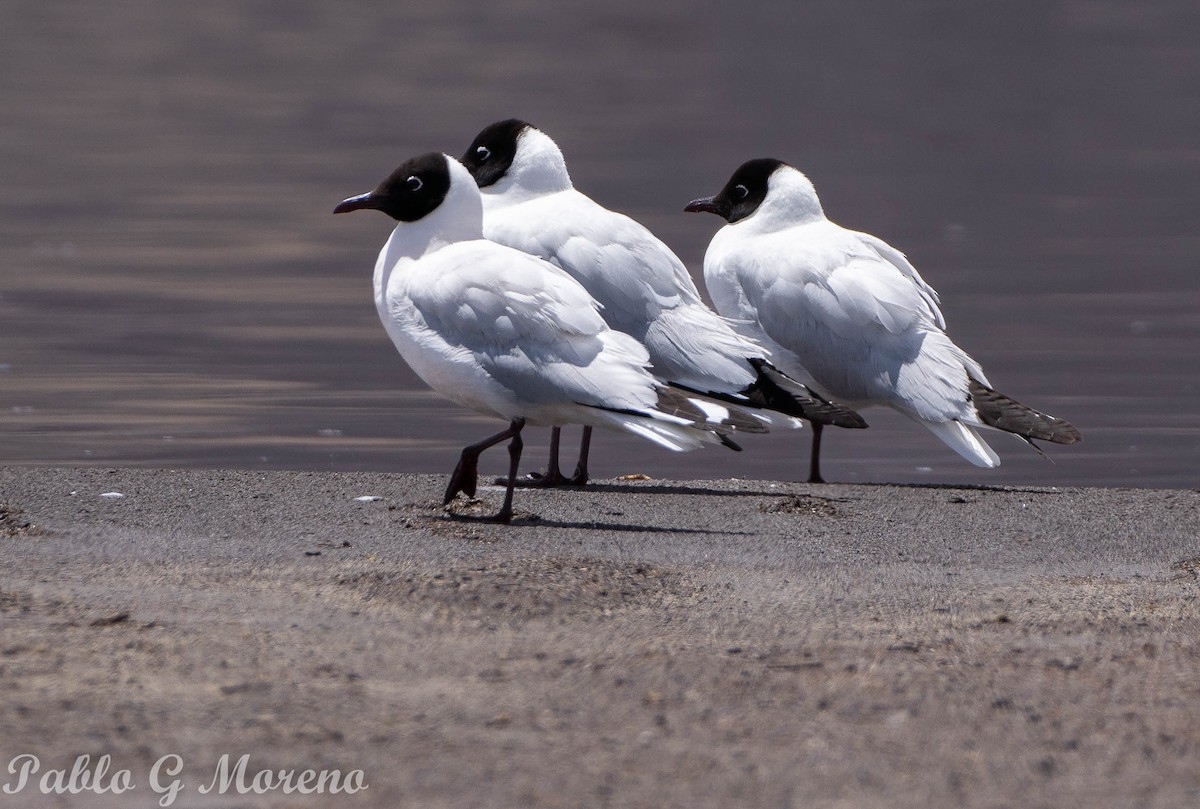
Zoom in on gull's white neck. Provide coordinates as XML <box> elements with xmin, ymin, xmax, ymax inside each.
<box><xmin>482</xmin><ymin>127</ymin><xmax>573</xmax><ymax>204</ymax></box>
<box><xmin>742</xmin><ymin>166</ymin><xmax>826</xmax><ymax>233</ymax></box>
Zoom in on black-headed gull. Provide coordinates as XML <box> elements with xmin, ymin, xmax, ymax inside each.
<box><xmin>334</xmin><ymin>152</ymin><xmax>755</xmax><ymax>522</ymax></box>
<box><xmin>686</xmin><ymin>158</ymin><xmax>1080</xmax><ymax>480</ymax></box>
<box><xmin>460</xmin><ymin>120</ymin><xmax>865</xmax><ymax>486</ymax></box>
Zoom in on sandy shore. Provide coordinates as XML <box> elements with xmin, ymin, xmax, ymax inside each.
<box><xmin>1</xmin><ymin>466</ymin><xmax>1197</xmax><ymax>808</ymax></box>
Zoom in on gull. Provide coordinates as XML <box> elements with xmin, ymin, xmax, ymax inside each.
<box><xmin>460</xmin><ymin>120</ymin><xmax>865</xmax><ymax>486</ymax></box>
<box><xmin>334</xmin><ymin>152</ymin><xmax>753</xmax><ymax>522</ymax></box>
<box><xmin>686</xmin><ymin>158</ymin><xmax>1080</xmax><ymax>479</ymax></box>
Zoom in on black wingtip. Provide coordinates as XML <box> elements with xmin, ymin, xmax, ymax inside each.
<box><xmin>744</xmin><ymin>359</ymin><xmax>868</xmax><ymax>429</ymax></box>
<box><xmin>968</xmin><ymin>378</ymin><xmax>1081</xmax><ymax>444</ymax></box>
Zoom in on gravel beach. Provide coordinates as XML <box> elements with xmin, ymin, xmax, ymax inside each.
<box><xmin>1</xmin><ymin>466</ymin><xmax>1197</xmax><ymax>808</ymax></box>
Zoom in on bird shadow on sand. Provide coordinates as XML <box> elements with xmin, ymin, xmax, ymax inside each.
<box><xmin>547</xmin><ymin>482</ymin><xmax>796</xmax><ymax>498</ymax></box>
<box><xmin>851</xmin><ymin>481</ymin><xmax>1071</xmax><ymax>495</ymax></box>
<box><xmin>437</xmin><ymin>497</ymin><xmax>753</xmax><ymax>535</ymax></box>
<box><xmin>465</xmin><ymin>478</ymin><xmax>1062</xmax><ymax>501</ymax></box>
<box><xmin>517</xmin><ymin>517</ymin><xmax>751</xmax><ymax>535</ymax></box>
<box><xmin>439</xmin><ymin>510</ymin><xmax>752</xmax><ymax>536</ymax></box>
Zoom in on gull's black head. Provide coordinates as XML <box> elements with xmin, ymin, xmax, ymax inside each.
<box><xmin>333</xmin><ymin>152</ymin><xmax>452</xmax><ymax>222</ymax></box>
<box><xmin>685</xmin><ymin>158</ymin><xmax>785</xmax><ymax>223</ymax></box>
<box><xmin>460</xmin><ymin>119</ymin><xmax>532</xmax><ymax>188</ymax></box>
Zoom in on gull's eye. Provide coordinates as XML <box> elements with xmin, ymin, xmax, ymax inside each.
<box><xmin>407</xmin><ymin>175</ymin><xmax>424</xmax><ymax>192</ymax></box>
<box><xmin>475</xmin><ymin>146</ymin><xmax>491</xmax><ymax>162</ymax></box>
<box><xmin>733</xmin><ymin>184</ymin><xmax>749</xmax><ymax>200</ymax></box>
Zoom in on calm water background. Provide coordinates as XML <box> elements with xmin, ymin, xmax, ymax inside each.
<box><xmin>2</xmin><ymin>2</ymin><xmax>1197</xmax><ymax>488</ymax></box>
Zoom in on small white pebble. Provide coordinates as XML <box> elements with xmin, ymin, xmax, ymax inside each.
<box><xmin>354</xmin><ymin>495</ymin><xmax>382</xmax><ymax>503</ymax></box>
<box><xmin>99</xmin><ymin>492</ymin><xmax>125</xmax><ymax>499</ymax></box>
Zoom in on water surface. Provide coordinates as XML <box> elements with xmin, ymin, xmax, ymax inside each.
<box><xmin>2</xmin><ymin>2</ymin><xmax>1197</xmax><ymax>488</ymax></box>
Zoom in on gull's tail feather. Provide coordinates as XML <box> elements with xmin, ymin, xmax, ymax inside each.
<box><xmin>654</xmin><ymin>386</ymin><xmax>768</xmax><ymax>434</ymax></box>
<box><xmin>599</xmin><ymin>414</ymin><xmax>712</xmax><ymax>452</ymax></box>
<box><xmin>968</xmin><ymin>377</ymin><xmax>1081</xmax><ymax>444</ymax></box>
<box><xmin>583</xmin><ymin>386</ymin><xmax>761</xmax><ymax>453</ymax></box>
<box><xmin>924</xmin><ymin>420</ymin><xmax>1002</xmax><ymax>468</ymax></box>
